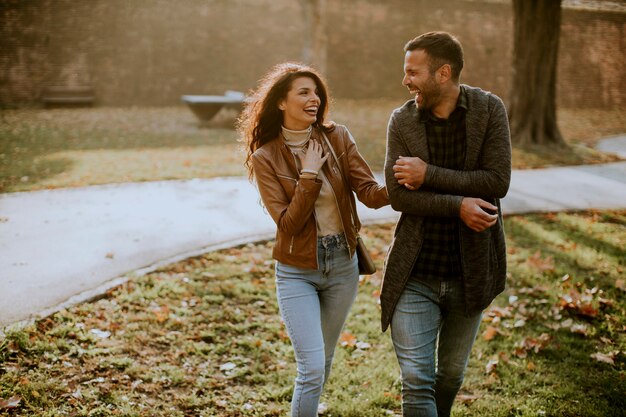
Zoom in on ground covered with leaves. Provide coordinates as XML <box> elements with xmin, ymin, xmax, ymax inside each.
<box><xmin>1</xmin><ymin>211</ymin><xmax>625</xmax><ymax>416</ymax></box>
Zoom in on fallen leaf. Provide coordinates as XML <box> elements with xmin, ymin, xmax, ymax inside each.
<box><xmin>457</xmin><ymin>393</ymin><xmax>481</xmax><ymax>404</ymax></box>
<box><xmin>598</xmin><ymin>297</ymin><xmax>615</xmax><ymax>308</ymax></box>
<box><xmin>570</xmin><ymin>324</ymin><xmax>589</xmax><ymax>336</ymax></box>
<box><xmin>383</xmin><ymin>392</ymin><xmax>401</xmax><ymax>400</ymax></box>
<box><xmin>616</xmin><ymin>279</ymin><xmax>626</xmax><ymax>292</ymax></box>
<box><xmin>482</xmin><ymin>326</ymin><xmax>499</xmax><ymax>341</ymax></box>
<box><xmin>0</xmin><ymin>396</ymin><xmax>21</xmax><ymax>409</ymax></box>
<box><xmin>513</xmin><ymin>319</ymin><xmax>526</xmax><ymax>328</ymax></box>
<box><xmin>558</xmin><ymin>288</ymin><xmax>599</xmax><ymax>319</ymax></box>
<box><xmin>340</xmin><ymin>332</ymin><xmax>357</xmax><ymax>348</ymax></box>
<box><xmin>600</xmin><ymin>336</ymin><xmax>613</xmax><ymax>345</ymax></box>
<box><xmin>485</xmin><ymin>358</ymin><xmax>499</xmax><ymax>374</ymax></box>
<box><xmin>590</xmin><ymin>351</ymin><xmax>617</xmax><ymax>365</ymax></box>
<box><xmin>526</xmin><ymin>361</ymin><xmax>537</xmax><ymax>371</ymax></box>
<box><xmin>526</xmin><ymin>251</ymin><xmax>554</xmax><ymax>272</ymax></box>
<box><xmin>577</xmin><ymin>303</ymin><xmax>599</xmax><ymax>318</ymax></box>
<box><xmin>355</xmin><ymin>341</ymin><xmax>371</xmax><ymax>350</ymax></box>
<box><xmin>485</xmin><ymin>372</ymin><xmax>500</xmax><ymax>385</ymax></box>
<box><xmin>219</xmin><ymin>362</ymin><xmax>237</xmax><ymax>371</ymax></box>
<box><xmin>513</xmin><ymin>346</ymin><xmax>527</xmax><ymax>359</ymax></box>
<box><xmin>513</xmin><ymin>333</ymin><xmax>551</xmax><ymax>358</ymax></box>
<box><xmin>90</xmin><ymin>329</ymin><xmax>111</xmax><ymax>339</ymax></box>
<box><xmin>152</xmin><ymin>305</ymin><xmax>170</xmax><ymax>323</ymax></box>
<box><xmin>486</xmin><ymin>305</ymin><xmax>512</xmax><ymax>318</ymax></box>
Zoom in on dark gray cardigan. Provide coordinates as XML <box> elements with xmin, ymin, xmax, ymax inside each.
<box><xmin>380</xmin><ymin>85</ymin><xmax>512</xmax><ymax>331</ymax></box>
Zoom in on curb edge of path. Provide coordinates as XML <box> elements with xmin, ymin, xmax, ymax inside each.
<box><xmin>1</xmin><ymin>217</ymin><xmax>400</xmax><ymax>333</ymax></box>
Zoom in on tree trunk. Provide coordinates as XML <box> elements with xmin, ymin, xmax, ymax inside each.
<box><xmin>509</xmin><ymin>0</ymin><xmax>564</xmax><ymax>146</ymax></box>
<box><xmin>300</xmin><ymin>0</ymin><xmax>327</xmax><ymax>74</ymax></box>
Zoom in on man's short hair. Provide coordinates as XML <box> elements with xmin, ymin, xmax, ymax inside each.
<box><xmin>404</xmin><ymin>31</ymin><xmax>464</xmax><ymax>81</ymax></box>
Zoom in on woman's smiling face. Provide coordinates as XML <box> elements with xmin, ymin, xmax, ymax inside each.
<box><xmin>279</xmin><ymin>76</ymin><xmax>320</xmax><ymax>130</ymax></box>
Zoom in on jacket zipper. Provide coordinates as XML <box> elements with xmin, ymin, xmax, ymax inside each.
<box><xmin>279</xmin><ymin>173</ymin><xmax>298</xmax><ymax>255</ymax></box>
<box><xmin>277</xmin><ymin>174</ymin><xmax>298</xmax><ymax>182</ymax></box>
<box><xmin>327</xmin><ymin>164</ymin><xmax>350</xmax><ymax>255</ymax></box>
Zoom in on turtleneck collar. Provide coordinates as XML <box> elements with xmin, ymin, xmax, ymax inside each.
<box><xmin>282</xmin><ymin>125</ymin><xmax>312</xmax><ymax>147</ymax></box>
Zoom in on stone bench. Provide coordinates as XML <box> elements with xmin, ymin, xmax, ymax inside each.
<box><xmin>181</xmin><ymin>90</ymin><xmax>246</xmax><ymax>121</ymax></box>
<box><xmin>41</xmin><ymin>86</ymin><xmax>95</xmax><ymax>107</ymax></box>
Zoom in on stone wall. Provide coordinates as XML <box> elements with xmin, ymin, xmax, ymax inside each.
<box><xmin>0</xmin><ymin>0</ymin><xmax>623</xmax><ymax>108</ymax></box>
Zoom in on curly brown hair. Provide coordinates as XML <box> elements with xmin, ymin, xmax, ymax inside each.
<box><xmin>237</xmin><ymin>62</ymin><xmax>332</xmax><ymax>179</ymax></box>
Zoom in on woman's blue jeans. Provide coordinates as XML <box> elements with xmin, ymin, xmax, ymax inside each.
<box><xmin>275</xmin><ymin>234</ymin><xmax>359</xmax><ymax>417</ymax></box>
<box><xmin>390</xmin><ymin>278</ymin><xmax>482</xmax><ymax>417</ymax></box>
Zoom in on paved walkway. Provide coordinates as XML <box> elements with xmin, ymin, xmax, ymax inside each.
<box><xmin>1</xmin><ymin>137</ymin><xmax>625</xmax><ymax>329</ymax></box>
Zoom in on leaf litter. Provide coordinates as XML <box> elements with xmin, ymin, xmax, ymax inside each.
<box><xmin>0</xmin><ymin>212</ymin><xmax>625</xmax><ymax>416</ymax></box>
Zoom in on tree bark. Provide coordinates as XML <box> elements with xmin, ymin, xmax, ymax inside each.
<box><xmin>300</xmin><ymin>0</ymin><xmax>327</xmax><ymax>74</ymax></box>
<box><xmin>509</xmin><ymin>0</ymin><xmax>564</xmax><ymax>146</ymax></box>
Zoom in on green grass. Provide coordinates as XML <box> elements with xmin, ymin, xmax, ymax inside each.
<box><xmin>1</xmin><ymin>103</ymin><xmax>624</xmax><ymax>192</ymax></box>
<box><xmin>1</xmin><ymin>102</ymin><xmax>624</xmax><ymax>415</ymax></box>
<box><xmin>0</xmin><ymin>107</ymin><xmax>244</xmax><ymax>192</ymax></box>
<box><xmin>1</xmin><ymin>211</ymin><xmax>624</xmax><ymax>416</ymax></box>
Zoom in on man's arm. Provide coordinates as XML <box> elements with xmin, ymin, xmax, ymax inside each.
<box><xmin>393</xmin><ymin>95</ymin><xmax>512</xmax><ymax>198</ymax></box>
<box><xmin>385</xmin><ymin>114</ymin><xmax>463</xmax><ymax>217</ymax></box>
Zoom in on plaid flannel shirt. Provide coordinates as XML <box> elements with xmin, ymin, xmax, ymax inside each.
<box><xmin>410</xmin><ymin>87</ymin><xmax>468</xmax><ymax>281</ymax></box>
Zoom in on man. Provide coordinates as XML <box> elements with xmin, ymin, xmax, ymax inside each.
<box><xmin>381</xmin><ymin>32</ymin><xmax>512</xmax><ymax>417</ymax></box>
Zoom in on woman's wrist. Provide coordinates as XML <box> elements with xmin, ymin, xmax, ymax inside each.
<box><xmin>299</xmin><ymin>169</ymin><xmax>318</xmax><ymax>180</ymax></box>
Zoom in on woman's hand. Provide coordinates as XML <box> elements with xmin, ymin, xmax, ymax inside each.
<box><xmin>298</xmin><ymin>140</ymin><xmax>329</xmax><ymax>173</ymax></box>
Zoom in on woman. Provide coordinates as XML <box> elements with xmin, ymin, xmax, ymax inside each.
<box><xmin>238</xmin><ymin>62</ymin><xmax>388</xmax><ymax>416</ymax></box>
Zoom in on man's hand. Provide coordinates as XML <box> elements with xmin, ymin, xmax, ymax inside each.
<box><xmin>459</xmin><ymin>197</ymin><xmax>498</xmax><ymax>232</ymax></box>
<box><xmin>393</xmin><ymin>156</ymin><xmax>427</xmax><ymax>190</ymax></box>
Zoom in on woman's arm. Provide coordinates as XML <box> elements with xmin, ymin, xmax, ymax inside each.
<box><xmin>251</xmin><ymin>152</ymin><xmax>322</xmax><ymax>235</ymax></box>
<box><xmin>341</xmin><ymin>127</ymin><xmax>389</xmax><ymax>209</ymax></box>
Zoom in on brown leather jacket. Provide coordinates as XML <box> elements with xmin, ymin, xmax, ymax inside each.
<box><xmin>251</xmin><ymin>124</ymin><xmax>389</xmax><ymax>269</ymax></box>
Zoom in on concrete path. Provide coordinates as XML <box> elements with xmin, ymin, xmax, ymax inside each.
<box><xmin>2</xmin><ymin>138</ymin><xmax>625</xmax><ymax>329</ymax></box>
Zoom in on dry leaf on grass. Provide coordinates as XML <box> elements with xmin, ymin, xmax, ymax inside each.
<box><xmin>485</xmin><ymin>358</ymin><xmax>499</xmax><ymax>374</ymax></box>
<box><xmin>482</xmin><ymin>325</ymin><xmax>500</xmax><ymax>341</ymax></box>
<box><xmin>0</xmin><ymin>396</ymin><xmax>21</xmax><ymax>409</ymax></box>
<box><xmin>340</xmin><ymin>332</ymin><xmax>357</xmax><ymax>347</ymax></box>
<box><xmin>513</xmin><ymin>333</ymin><xmax>552</xmax><ymax>358</ymax></box>
<box><xmin>590</xmin><ymin>351</ymin><xmax>619</xmax><ymax>365</ymax></box>
<box><xmin>526</xmin><ymin>250</ymin><xmax>555</xmax><ymax>272</ymax></box>
<box><xmin>457</xmin><ymin>393</ymin><xmax>481</xmax><ymax>404</ymax></box>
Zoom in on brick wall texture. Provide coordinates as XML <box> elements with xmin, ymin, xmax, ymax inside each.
<box><xmin>1</xmin><ymin>0</ymin><xmax>624</xmax><ymax>108</ymax></box>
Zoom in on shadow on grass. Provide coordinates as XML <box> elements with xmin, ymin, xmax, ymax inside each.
<box><xmin>505</xmin><ymin>213</ymin><xmax>624</xmax><ymax>286</ymax></box>
<box><xmin>0</xmin><ymin>152</ymin><xmax>75</xmax><ymax>193</ymax></box>
<box><xmin>496</xmin><ymin>213</ymin><xmax>626</xmax><ymax>415</ymax></box>
<box><xmin>0</xmin><ymin>108</ymin><xmax>240</xmax><ymax>192</ymax></box>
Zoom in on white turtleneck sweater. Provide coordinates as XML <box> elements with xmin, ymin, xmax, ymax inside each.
<box><xmin>282</xmin><ymin>126</ymin><xmax>343</xmax><ymax>237</ymax></box>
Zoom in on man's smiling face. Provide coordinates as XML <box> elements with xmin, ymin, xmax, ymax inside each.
<box><xmin>402</xmin><ymin>49</ymin><xmax>442</xmax><ymax>111</ymax></box>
